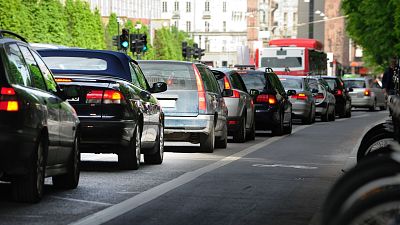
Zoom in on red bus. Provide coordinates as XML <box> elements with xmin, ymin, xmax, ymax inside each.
<box><xmin>256</xmin><ymin>38</ymin><xmax>327</xmax><ymax>76</ymax></box>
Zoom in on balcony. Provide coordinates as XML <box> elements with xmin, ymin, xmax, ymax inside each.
<box><xmin>203</xmin><ymin>11</ymin><xmax>211</xmax><ymax>19</ymax></box>
<box><xmin>172</xmin><ymin>10</ymin><xmax>180</xmax><ymax>19</ymax></box>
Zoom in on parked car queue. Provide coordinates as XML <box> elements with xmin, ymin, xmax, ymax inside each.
<box><xmin>0</xmin><ymin>31</ymin><xmax>386</xmax><ymax>203</ymax></box>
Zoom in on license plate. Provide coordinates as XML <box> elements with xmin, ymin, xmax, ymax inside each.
<box><xmin>67</xmin><ymin>97</ymin><xmax>80</xmax><ymax>102</ymax></box>
<box><xmin>159</xmin><ymin>100</ymin><xmax>176</xmax><ymax>108</ymax></box>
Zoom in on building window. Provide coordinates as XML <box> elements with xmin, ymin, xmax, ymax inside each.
<box><xmin>186</xmin><ymin>2</ymin><xmax>191</xmax><ymax>12</ymax></box>
<box><xmin>162</xmin><ymin>2</ymin><xmax>167</xmax><ymax>12</ymax></box>
<box><xmin>174</xmin><ymin>1</ymin><xmax>179</xmax><ymax>11</ymax></box>
<box><xmin>174</xmin><ymin>20</ymin><xmax>178</xmax><ymax>27</ymax></box>
<box><xmin>284</xmin><ymin>12</ymin><xmax>288</xmax><ymax>26</ymax></box>
<box><xmin>205</xmin><ymin>1</ymin><xmax>210</xmax><ymax>12</ymax></box>
<box><xmin>223</xmin><ymin>21</ymin><xmax>226</xmax><ymax>32</ymax></box>
<box><xmin>205</xmin><ymin>21</ymin><xmax>209</xmax><ymax>32</ymax></box>
<box><xmin>223</xmin><ymin>2</ymin><xmax>226</xmax><ymax>12</ymax></box>
<box><xmin>186</xmin><ymin>21</ymin><xmax>191</xmax><ymax>32</ymax></box>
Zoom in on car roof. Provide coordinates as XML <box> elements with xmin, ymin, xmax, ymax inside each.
<box><xmin>278</xmin><ymin>75</ymin><xmax>305</xmax><ymax>80</ymax></box>
<box><xmin>37</xmin><ymin>48</ymin><xmax>134</xmax><ymax>81</ymax></box>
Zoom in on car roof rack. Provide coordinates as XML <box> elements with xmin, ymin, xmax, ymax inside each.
<box><xmin>0</xmin><ymin>30</ymin><xmax>28</xmax><ymax>43</ymax></box>
<box><xmin>234</xmin><ymin>64</ymin><xmax>256</xmax><ymax>70</ymax></box>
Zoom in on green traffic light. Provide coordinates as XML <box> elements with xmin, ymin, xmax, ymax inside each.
<box><xmin>121</xmin><ymin>41</ymin><xmax>129</xmax><ymax>48</ymax></box>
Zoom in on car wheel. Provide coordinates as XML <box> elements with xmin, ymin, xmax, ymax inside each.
<box><xmin>345</xmin><ymin>102</ymin><xmax>352</xmax><ymax>118</ymax></box>
<box><xmin>302</xmin><ymin>108</ymin><xmax>313</xmax><ymax>124</ymax></box>
<box><xmin>118</xmin><ymin>125</ymin><xmax>141</xmax><ymax>170</ymax></box>
<box><xmin>369</xmin><ymin>100</ymin><xmax>376</xmax><ymax>111</ymax></box>
<box><xmin>53</xmin><ymin>133</ymin><xmax>80</xmax><ymax>189</ymax></box>
<box><xmin>284</xmin><ymin>115</ymin><xmax>292</xmax><ymax>134</ymax></box>
<box><xmin>380</xmin><ymin>103</ymin><xmax>387</xmax><ymax>111</ymax></box>
<box><xmin>247</xmin><ymin>118</ymin><xmax>256</xmax><ymax>141</ymax></box>
<box><xmin>12</xmin><ymin>134</ymin><xmax>46</xmax><ymax>203</ymax></box>
<box><xmin>200</xmin><ymin>123</ymin><xmax>215</xmax><ymax>153</ymax></box>
<box><xmin>144</xmin><ymin>122</ymin><xmax>164</xmax><ymax>164</ymax></box>
<box><xmin>233</xmin><ymin>115</ymin><xmax>246</xmax><ymax>143</ymax></box>
<box><xmin>329</xmin><ymin>106</ymin><xmax>336</xmax><ymax>121</ymax></box>
<box><xmin>321</xmin><ymin>106</ymin><xmax>329</xmax><ymax>122</ymax></box>
<box><xmin>272</xmin><ymin>114</ymin><xmax>284</xmax><ymax>136</ymax></box>
<box><xmin>215</xmin><ymin>122</ymin><xmax>228</xmax><ymax>149</ymax></box>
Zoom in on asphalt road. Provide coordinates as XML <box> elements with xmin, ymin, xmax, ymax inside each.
<box><xmin>0</xmin><ymin>110</ymin><xmax>389</xmax><ymax>225</ymax></box>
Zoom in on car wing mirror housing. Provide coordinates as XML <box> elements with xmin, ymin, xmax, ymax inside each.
<box><xmin>222</xmin><ymin>89</ymin><xmax>233</xmax><ymax>97</ymax></box>
<box><xmin>150</xmin><ymin>82</ymin><xmax>167</xmax><ymax>93</ymax></box>
<box><xmin>249</xmin><ymin>89</ymin><xmax>260</xmax><ymax>96</ymax></box>
<box><xmin>287</xmin><ymin>89</ymin><xmax>296</xmax><ymax>96</ymax></box>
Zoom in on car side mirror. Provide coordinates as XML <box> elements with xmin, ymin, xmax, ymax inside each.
<box><xmin>140</xmin><ymin>90</ymin><xmax>151</xmax><ymax>100</ymax></box>
<box><xmin>347</xmin><ymin>87</ymin><xmax>354</xmax><ymax>92</ymax></box>
<box><xmin>212</xmin><ymin>70</ymin><xmax>225</xmax><ymax>80</ymax></box>
<box><xmin>311</xmin><ymin>88</ymin><xmax>319</xmax><ymax>94</ymax></box>
<box><xmin>150</xmin><ymin>82</ymin><xmax>167</xmax><ymax>93</ymax></box>
<box><xmin>61</xmin><ymin>85</ymin><xmax>80</xmax><ymax>101</ymax></box>
<box><xmin>222</xmin><ymin>89</ymin><xmax>233</xmax><ymax>97</ymax></box>
<box><xmin>249</xmin><ymin>89</ymin><xmax>260</xmax><ymax>96</ymax></box>
<box><xmin>287</xmin><ymin>90</ymin><xmax>296</xmax><ymax>96</ymax></box>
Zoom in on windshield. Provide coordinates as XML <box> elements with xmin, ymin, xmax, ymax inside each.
<box><xmin>344</xmin><ymin>80</ymin><xmax>366</xmax><ymax>88</ymax></box>
<box><xmin>41</xmin><ymin>56</ymin><xmax>107</xmax><ymax>70</ymax></box>
<box><xmin>324</xmin><ymin>79</ymin><xmax>337</xmax><ymax>90</ymax></box>
<box><xmin>238</xmin><ymin>71</ymin><xmax>267</xmax><ymax>91</ymax></box>
<box><xmin>261</xmin><ymin>57</ymin><xmax>302</xmax><ymax>68</ymax></box>
<box><xmin>279</xmin><ymin>78</ymin><xmax>302</xmax><ymax>90</ymax></box>
<box><xmin>139</xmin><ymin>62</ymin><xmax>196</xmax><ymax>90</ymax></box>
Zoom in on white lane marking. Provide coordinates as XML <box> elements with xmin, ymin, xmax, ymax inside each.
<box><xmin>70</xmin><ymin>125</ymin><xmax>312</xmax><ymax>225</ymax></box>
<box><xmin>51</xmin><ymin>196</ymin><xmax>112</xmax><ymax>206</ymax></box>
<box><xmin>116</xmin><ymin>191</ymin><xmax>141</xmax><ymax>194</ymax></box>
<box><xmin>252</xmin><ymin>163</ymin><xmax>318</xmax><ymax>170</ymax></box>
<box><xmin>351</xmin><ymin>114</ymin><xmax>369</xmax><ymax>119</ymax></box>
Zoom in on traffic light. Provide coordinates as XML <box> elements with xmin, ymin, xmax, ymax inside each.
<box><xmin>120</xmin><ymin>28</ymin><xmax>129</xmax><ymax>51</ymax></box>
<box><xmin>199</xmin><ymin>48</ymin><xmax>205</xmax><ymax>60</ymax></box>
<box><xmin>193</xmin><ymin>43</ymin><xmax>199</xmax><ymax>59</ymax></box>
<box><xmin>182</xmin><ymin>41</ymin><xmax>188</xmax><ymax>58</ymax></box>
<box><xmin>141</xmin><ymin>34</ymin><xmax>148</xmax><ymax>52</ymax></box>
<box><xmin>112</xmin><ymin>35</ymin><xmax>120</xmax><ymax>50</ymax></box>
<box><xmin>130</xmin><ymin>33</ymin><xmax>148</xmax><ymax>54</ymax></box>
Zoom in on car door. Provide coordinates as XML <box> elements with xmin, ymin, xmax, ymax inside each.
<box><xmin>371</xmin><ymin>81</ymin><xmax>386</xmax><ymax>105</ymax></box>
<box><xmin>206</xmin><ymin>68</ymin><xmax>227</xmax><ymax>133</ymax></box>
<box><xmin>230</xmin><ymin>72</ymin><xmax>254</xmax><ymax>129</ymax></box>
<box><xmin>13</xmin><ymin>44</ymin><xmax>61</xmax><ymax>165</ymax></box>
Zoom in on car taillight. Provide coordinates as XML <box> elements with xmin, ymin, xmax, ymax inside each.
<box><xmin>256</xmin><ymin>94</ymin><xmax>277</xmax><ymax>104</ymax></box>
<box><xmin>86</xmin><ymin>90</ymin><xmax>124</xmax><ymax>104</ymax></box>
<box><xmin>314</xmin><ymin>93</ymin><xmax>324</xmax><ymax>99</ymax></box>
<box><xmin>0</xmin><ymin>87</ymin><xmax>19</xmax><ymax>111</ymax></box>
<box><xmin>223</xmin><ymin>76</ymin><xmax>231</xmax><ymax>89</ymax></box>
<box><xmin>55</xmin><ymin>78</ymin><xmax>72</xmax><ymax>83</ymax></box>
<box><xmin>193</xmin><ymin>64</ymin><xmax>207</xmax><ymax>112</ymax></box>
<box><xmin>364</xmin><ymin>89</ymin><xmax>371</xmax><ymax>96</ymax></box>
<box><xmin>335</xmin><ymin>89</ymin><xmax>343</xmax><ymax>96</ymax></box>
<box><xmin>291</xmin><ymin>93</ymin><xmax>307</xmax><ymax>100</ymax></box>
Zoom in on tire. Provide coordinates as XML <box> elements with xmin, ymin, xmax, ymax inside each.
<box><xmin>200</xmin><ymin>124</ymin><xmax>215</xmax><ymax>153</ymax></box>
<box><xmin>12</xmin><ymin>135</ymin><xmax>46</xmax><ymax>203</ymax></box>
<box><xmin>329</xmin><ymin>106</ymin><xmax>336</xmax><ymax>121</ymax></box>
<box><xmin>345</xmin><ymin>104</ymin><xmax>352</xmax><ymax>118</ymax></box>
<box><xmin>215</xmin><ymin>123</ymin><xmax>227</xmax><ymax>149</ymax></box>
<box><xmin>118</xmin><ymin>125</ymin><xmax>141</xmax><ymax>170</ymax></box>
<box><xmin>283</xmin><ymin>115</ymin><xmax>292</xmax><ymax>134</ymax></box>
<box><xmin>380</xmin><ymin>103</ymin><xmax>387</xmax><ymax>111</ymax></box>
<box><xmin>247</xmin><ymin>119</ymin><xmax>256</xmax><ymax>141</ymax></box>
<box><xmin>53</xmin><ymin>134</ymin><xmax>80</xmax><ymax>189</ymax></box>
<box><xmin>272</xmin><ymin>113</ymin><xmax>284</xmax><ymax>136</ymax></box>
<box><xmin>356</xmin><ymin>126</ymin><xmax>394</xmax><ymax>162</ymax></box>
<box><xmin>321</xmin><ymin>106</ymin><xmax>329</xmax><ymax>122</ymax></box>
<box><xmin>369</xmin><ymin>100</ymin><xmax>376</xmax><ymax>111</ymax></box>
<box><xmin>233</xmin><ymin>115</ymin><xmax>246</xmax><ymax>143</ymax></box>
<box><xmin>321</xmin><ymin>154</ymin><xmax>400</xmax><ymax>225</ymax></box>
<box><xmin>144</xmin><ymin>122</ymin><xmax>164</xmax><ymax>164</ymax></box>
<box><xmin>302</xmin><ymin>107</ymin><xmax>314</xmax><ymax>124</ymax></box>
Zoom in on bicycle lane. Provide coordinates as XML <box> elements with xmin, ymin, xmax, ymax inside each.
<box><xmin>71</xmin><ymin>111</ymin><xmax>387</xmax><ymax>225</ymax></box>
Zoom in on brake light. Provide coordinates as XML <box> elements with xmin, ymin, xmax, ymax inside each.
<box><xmin>223</xmin><ymin>76</ymin><xmax>231</xmax><ymax>89</ymax></box>
<box><xmin>55</xmin><ymin>78</ymin><xmax>72</xmax><ymax>83</ymax></box>
<box><xmin>364</xmin><ymin>89</ymin><xmax>371</xmax><ymax>96</ymax></box>
<box><xmin>314</xmin><ymin>93</ymin><xmax>324</xmax><ymax>99</ymax></box>
<box><xmin>335</xmin><ymin>89</ymin><xmax>343</xmax><ymax>96</ymax></box>
<box><xmin>0</xmin><ymin>87</ymin><xmax>19</xmax><ymax>111</ymax></box>
<box><xmin>86</xmin><ymin>90</ymin><xmax>124</xmax><ymax>104</ymax></box>
<box><xmin>291</xmin><ymin>93</ymin><xmax>307</xmax><ymax>100</ymax></box>
<box><xmin>256</xmin><ymin>94</ymin><xmax>277</xmax><ymax>104</ymax></box>
<box><xmin>193</xmin><ymin>64</ymin><xmax>207</xmax><ymax>112</ymax></box>
<box><xmin>228</xmin><ymin>120</ymin><xmax>238</xmax><ymax>125</ymax></box>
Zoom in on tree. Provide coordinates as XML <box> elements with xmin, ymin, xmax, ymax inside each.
<box><xmin>105</xmin><ymin>13</ymin><xmax>118</xmax><ymax>50</ymax></box>
<box><xmin>342</xmin><ymin>0</ymin><xmax>400</xmax><ymax>66</ymax></box>
<box><xmin>0</xmin><ymin>0</ymin><xmax>32</xmax><ymax>39</ymax></box>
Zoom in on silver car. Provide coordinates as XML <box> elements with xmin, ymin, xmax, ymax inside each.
<box><xmin>279</xmin><ymin>75</ymin><xmax>316</xmax><ymax>124</ymax></box>
<box><xmin>344</xmin><ymin>77</ymin><xmax>387</xmax><ymax>111</ymax></box>
<box><xmin>306</xmin><ymin>77</ymin><xmax>336</xmax><ymax>122</ymax></box>
<box><xmin>213</xmin><ymin>69</ymin><xmax>255</xmax><ymax>142</ymax></box>
<box><xmin>138</xmin><ymin>60</ymin><xmax>230</xmax><ymax>153</ymax></box>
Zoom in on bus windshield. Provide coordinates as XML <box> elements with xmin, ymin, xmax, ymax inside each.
<box><xmin>261</xmin><ymin>57</ymin><xmax>303</xmax><ymax>68</ymax></box>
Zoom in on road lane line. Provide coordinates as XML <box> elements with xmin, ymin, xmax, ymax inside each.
<box><xmin>252</xmin><ymin>163</ymin><xmax>318</xmax><ymax>169</ymax></box>
<box><xmin>51</xmin><ymin>196</ymin><xmax>112</xmax><ymax>206</ymax></box>
<box><xmin>351</xmin><ymin>114</ymin><xmax>369</xmax><ymax>119</ymax></box>
<box><xmin>70</xmin><ymin>125</ymin><xmax>312</xmax><ymax>225</ymax></box>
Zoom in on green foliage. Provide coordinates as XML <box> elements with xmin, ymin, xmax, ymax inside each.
<box><xmin>342</xmin><ymin>0</ymin><xmax>400</xmax><ymax>66</ymax></box>
<box><xmin>105</xmin><ymin>12</ymin><xmax>118</xmax><ymax>50</ymax></box>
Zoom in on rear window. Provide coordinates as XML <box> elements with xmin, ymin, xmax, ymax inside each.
<box><xmin>324</xmin><ymin>78</ymin><xmax>339</xmax><ymax>90</ymax></box>
<box><xmin>42</xmin><ymin>56</ymin><xmax>107</xmax><ymax>70</ymax></box>
<box><xmin>279</xmin><ymin>78</ymin><xmax>302</xmax><ymax>90</ymax></box>
<box><xmin>139</xmin><ymin>62</ymin><xmax>196</xmax><ymax>90</ymax></box>
<box><xmin>238</xmin><ymin>71</ymin><xmax>268</xmax><ymax>91</ymax></box>
<box><xmin>344</xmin><ymin>80</ymin><xmax>366</xmax><ymax>88</ymax></box>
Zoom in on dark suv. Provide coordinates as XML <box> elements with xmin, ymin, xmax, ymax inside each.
<box><xmin>321</xmin><ymin>76</ymin><xmax>352</xmax><ymax>118</ymax></box>
<box><xmin>238</xmin><ymin>68</ymin><xmax>293</xmax><ymax>136</ymax></box>
<box><xmin>0</xmin><ymin>31</ymin><xmax>80</xmax><ymax>203</ymax></box>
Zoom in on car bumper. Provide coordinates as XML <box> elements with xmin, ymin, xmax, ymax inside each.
<box><xmin>315</xmin><ymin>102</ymin><xmax>328</xmax><ymax>115</ymax></box>
<box><xmin>351</xmin><ymin>97</ymin><xmax>374</xmax><ymax>107</ymax></box>
<box><xmin>292</xmin><ymin>102</ymin><xmax>312</xmax><ymax>119</ymax></box>
<box><xmin>164</xmin><ymin>115</ymin><xmax>214</xmax><ymax>142</ymax></box>
<box><xmin>227</xmin><ymin>116</ymin><xmax>241</xmax><ymax>134</ymax></box>
<box><xmin>79</xmin><ymin>119</ymin><xmax>136</xmax><ymax>153</ymax></box>
<box><xmin>254</xmin><ymin>105</ymin><xmax>279</xmax><ymax>130</ymax></box>
<box><xmin>0</xmin><ymin>127</ymin><xmax>38</xmax><ymax>176</ymax></box>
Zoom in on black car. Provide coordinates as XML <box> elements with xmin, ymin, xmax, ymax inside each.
<box><xmin>38</xmin><ymin>49</ymin><xmax>166</xmax><ymax>170</ymax></box>
<box><xmin>0</xmin><ymin>31</ymin><xmax>80</xmax><ymax>203</ymax></box>
<box><xmin>321</xmin><ymin>76</ymin><xmax>352</xmax><ymax>118</ymax></box>
<box><xmin>238</xmin><ymin>68</ymin><xmax>293</xmax><ymax>136</ymax></box>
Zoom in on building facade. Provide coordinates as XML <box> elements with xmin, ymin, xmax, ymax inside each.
<box><xmin>161</xmin><ymin>0</ymin><xmax>248</xmax><ymax>67</ymax></box>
